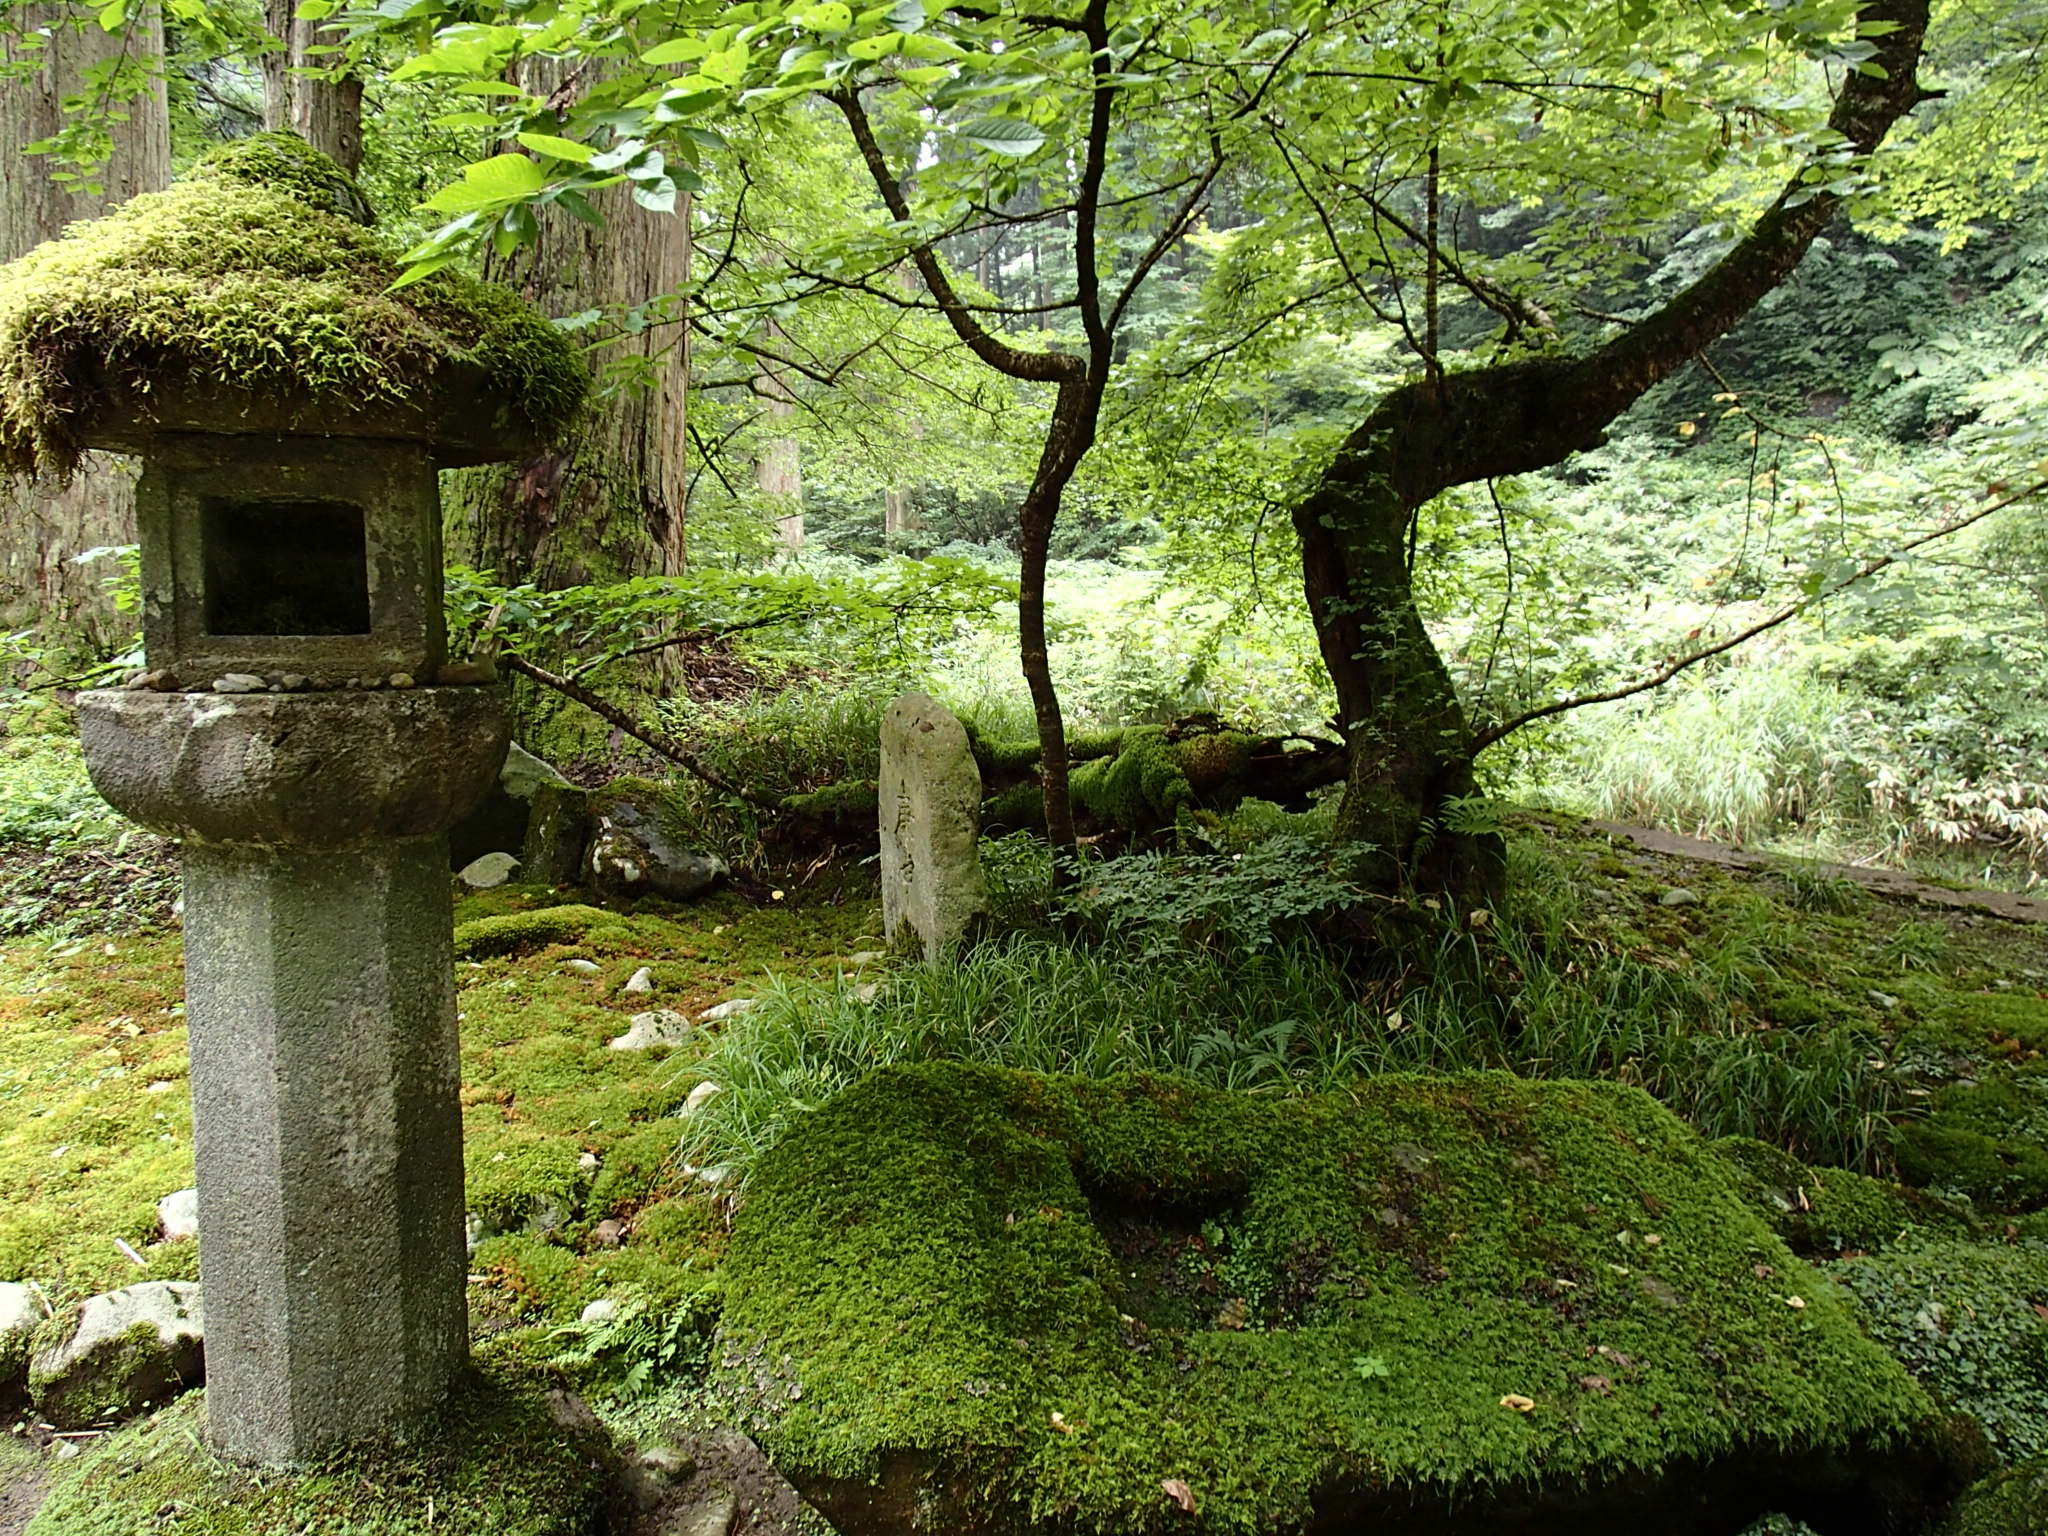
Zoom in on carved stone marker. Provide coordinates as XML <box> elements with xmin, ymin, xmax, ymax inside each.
<box><xmin>0</xmin><ymin>134</ymin><xmax>583</xmax><ymax>1464</ymax></box>
<box><xmin>878</xmin><ymin>693</ymin><xmax>987</xmax><ymax>961</ymax></box>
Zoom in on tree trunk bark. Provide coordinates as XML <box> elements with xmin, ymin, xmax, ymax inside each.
<box><xmin>0</xmin><ymin>2</ymin><xmax>169</xmax><ymax>658</ymax></box>
<box><xmin>1295</xmin><ymin>0</ymin><xmax>1929</xmax><ymax>895</ymax></box>
<box><xmin>440</xmin><ymin>65</ymin><xmax>691</xmax><ymax>755</ymax></box>
<box><xmin>754</xmin><ymin>321</ymin><xmax>803</xmax><ymax>550</ymax></box>
<box><xmin>262</xmin><ymin>0</ymin><xmax>362</xmax><ymax>172</ymax></box>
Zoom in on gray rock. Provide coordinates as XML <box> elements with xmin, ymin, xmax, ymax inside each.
<box><xmin>1659</xmin><ymin>887</ymin><xmax>1702</xmax><ymax>908</ymax></box>
<box><xmin>458</xmin><ymin>851</ymin><xmax>520</xmax><ymax>888</ymax></box>
<box><xmin>593</xmin><ymin>1218</ymin><xmax>627</xmax><ymax>1248</ymax></box>
<box><xmin>29</xmin><ymin>1280</ymin><xmax>204</xmax><ymax>1428</ymax></box>
<box><xmin>451</xmin><ymin>742</ymin><xmax>588</xmax><ymax>880</ymax></box>
<box><xmin>588</xmin><ymin>783</ymin><xmax>727</xmax><ymax>903</ymax></box>
<box><xmin>211</xmin><ymin>673</ymin><xmax>266</xmax><ymax>694</ymax></box>
<box><xmin>388</xmin><ymin>672</ymin><xmax>416</xmax><ymax>689</ymax></box>
<box><xmin>878</xmin><ymin>693</ymin><xmax>987</xmax><ymax>961</ymax></box>
<box><xmin>566</xmin><ymin>958</ymin><xmax>603</xmax><ymax>976</ymax></box>
<box><xmin>611</xmin><ymin>1009</ymin><xmax>693</xmax><ymax>1051</ymax></box>
<box><xmin>580</xmin><ymin>1298</ymin><xmax>619</xmax><ymax>1325</ymax></box>
<box><xmin>851</xmin><ymin>982</ymin><xmax>881</xmax><ymax>1004</ymax></box>
<box><xmin>682</xmin><ymin>1082</ymin><xmax>722</xmax><ymax>1117</ymax></box>
<box><xmin>1</xmin><ymin>1281</ymin><xmax>40</xmax><ymax>1402</ymax></box>
<box><xmin>847</xmin><ymin>950</ymin><xmax>885</xmax><ymax>966</ymax></box>
<box><xmin>523</xmin><ymin>780</ymin><xmax>594</xmax><ymax>887</ymax></box>
<box><xmin>156</xmin><ymin>1187</ymin><xmax>198</xmax><ymax>1242</ymax></box>
<box><xmin>624</xmin><ymin>966</ymin><xmax>657</xmax><ymax>994</ymax></box>
<box><xmin>697</xmin><ymin>998</ymin><xmax>755</xmax><ymax>1024</ymax></box>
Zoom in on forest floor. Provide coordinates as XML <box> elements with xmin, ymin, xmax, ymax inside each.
<box><xmin>0</xmin><ymin>811</ymin><xmax>2043</xmax><ymax>1532</ymax></box>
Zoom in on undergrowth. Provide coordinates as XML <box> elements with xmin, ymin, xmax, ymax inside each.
<box><xmin>684</xmin><ymin>824</ymin><xmax>1957</xmax><ymax>1180</ymax></box>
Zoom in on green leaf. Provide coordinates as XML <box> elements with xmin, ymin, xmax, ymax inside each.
<box><xmin>794</xmin><ymin>1</ymin><xmax>853</xmax><ymax>32</ymax></box>
<box><xmin>95</xmin><ymin>0</ymin><xmax>126</xmax><ymax>30</ymax></box>
<box><xmin>641</xmin><ymin>36</ymin><xmax>709</xmax><ymax>65</ymax></box>
<box><xmin>389</xmin><ymin>254</ymin><xmax>461</xmax><ymax>291</ymax></box>
<box><xmin>419</xmin><ymin>152</ymin><xmax>546</xmax><ymax>213</ymax></box>
<box><xmin>847</xmin><ymin>30</ymin><xmax>903</xmax><ymax>60</ymax></box>
<box><xmin>631</xmin><ymin>176</ymin><xmax>680</xmax><ymax>214</ymax></box>
<box><xmin>700</xmin><ymin>44</ymin><xmax>749</xmax><ymax>85</ymax></box>
<box><xmin>956</xmin><ymin>116</ymin><xmax>1045</xmax><ymax>157</ymax></box>
<box><xmin>516</xmin><ymin>131</ymin><xmax>595</xmax><ymax>163</ymax></box>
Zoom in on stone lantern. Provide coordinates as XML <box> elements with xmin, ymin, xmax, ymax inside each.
<box><xmin>0</xmin><ymin>134</ymin><xmax>585</xmax><ymax>1464</ymax></box>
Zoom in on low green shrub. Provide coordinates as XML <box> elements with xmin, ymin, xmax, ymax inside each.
<box><xmin>1833</xmin><ymin>1238</ymin><xmax>2048</xmax><ymax>1462</ymax></box>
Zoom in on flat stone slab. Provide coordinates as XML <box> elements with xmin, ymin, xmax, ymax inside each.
<box><xmin>714</xmin><ymin>1064</ymin><xmax>1979</xmax><ymax>1536</ymax></box>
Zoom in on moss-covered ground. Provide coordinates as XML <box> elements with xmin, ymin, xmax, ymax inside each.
<box><xmin>3</xmin><ymin>808</ymin><xmax>2045</xmax><ymax>1532</ymax></box>
<box><xmin>0</xmin><ymin>874</ymin><xmax>882</xmax><ymax>1309</ymax></box>
<box><xmin>21</xmin><ymin>1354</ymin><xmax>614</xmax><ymax>1536</ymax></box>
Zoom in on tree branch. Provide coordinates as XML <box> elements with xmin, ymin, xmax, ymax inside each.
<box><xmin>830</xmin><ymin>86</ymin><xmax>1080</xmax><ymax>384</ymax></box>
<box><xmin>501</xmin><ymin>655</ymin><xmax>776</xmax><ymax>807</ymax></box>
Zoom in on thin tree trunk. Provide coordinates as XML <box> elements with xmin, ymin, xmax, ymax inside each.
<box><xmin>0</xmin><ymin>2</ymin><xmax>169</xmax><ymax>657</ymax></box>
<box><xmin>754</xmin><ymin>320</ymin><xmax>803</xmax><ymax>550</ymax></box>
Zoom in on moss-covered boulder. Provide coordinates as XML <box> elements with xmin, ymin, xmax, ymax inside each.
<box><xmin>1938</xmin><ymin>1464</ymin><xmax>2048</xmax><ymax>1536</ymax></box>
<box><xmin>24</xmin><ymin>1359</ymin><xmax>617</xmax><ymax>1536</ymax></box>
<box><xmin>1895</xmin><ymin>1076</ymin><xmax>2048</xmax><ymax>1212</ymax></box>
<box><xmin>0</xmin><ymin>131</ymin><xmax>585</xmax><ymax>478</ymax></box>
<box><xmin>1712</xmin><ymin>1137</ymin><xmax>1975</xmax><ymax>1256</ymax></box>
<box><xmin>29</xmin><ymin>1280</ymin><xmax>203</xmax><ymax>1428</ymax></box>
<box><xmin>715</xmin><ymin>1063</ymin><xmax>1977</xmax><ymax>1536</ymax></box>
<box><xmin>588</xmin><ymin>778</ymin><xmax>726</xmax><ymax>903</ymax></box>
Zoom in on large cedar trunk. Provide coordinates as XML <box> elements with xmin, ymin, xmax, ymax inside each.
<box><xmin>262</xmin><ymin>0</ymin><xmax>364</xmax><ymax>173</ymax></box>
<box><xmin>440</xmin><ymin>65</ymin><xmax>692</xmax><ymax>756</ymax></box>
<box><xmin>1296</xmin><ymin>0</ymin><xmax>1930</xmax><ymax>897</ymax></box>
<box><xmin>0</xmin><ymin>2</ymin><xmax>169</xmax><ymax>659</ymax></box>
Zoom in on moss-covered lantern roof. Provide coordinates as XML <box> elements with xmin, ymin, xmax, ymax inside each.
<box><xmin>0</xmin><ymin>132</ymin><xmax>587</xmax><ymax>476</ymax></box>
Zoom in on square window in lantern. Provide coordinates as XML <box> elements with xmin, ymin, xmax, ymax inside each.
<box><xmin>202</xmin><ymin>498</ymin><xmax>372</xmax><ymax>637</ymax></box>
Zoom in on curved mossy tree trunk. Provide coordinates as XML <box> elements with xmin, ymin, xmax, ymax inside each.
<box><xmin>0</xmin><ymin>2</ymin><xmax>169</xmax><ymax>663</ymax></box>
<box><xmin>442</xmin><ymin>65</ymin><xmax>693</xmax><ymax>759</ymax></box>
<box><xmin>1296</xmin><ymin>0</ymin><xmax>1930</xmax><ymax>898</ymax></box>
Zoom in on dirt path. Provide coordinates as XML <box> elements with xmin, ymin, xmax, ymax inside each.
<box><xmin>0</xmin><ymin>1459</ymin><xmax>46</xmax><ymax>1536</ymax></box>
<box><xmin>1591</xmin><ymin>821</ymin><xmax>2048</xmax><ymax>925</ymax></box>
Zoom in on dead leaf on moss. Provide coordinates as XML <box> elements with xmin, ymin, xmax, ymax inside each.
<box><xmin>1161</xmin><ymin>1479</ymin><xmax>1196</xmax><ymax>1514</ymax></box>
<box><xmin>1499</xmin><ymin>1394</ymin><xmax>1536</xmax><ymax>1413</ymax></box>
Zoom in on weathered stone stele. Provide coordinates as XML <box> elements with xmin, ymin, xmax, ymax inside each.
<box><xmin>0</xmin><ymin>132</ymin><xmax>585</xmax><ymax>1466</ymax></box>
<box><xmin>715</xmin><ymin>1063</ymin><xmax>1981</xmax><ymax>1536</ymax></box>
<box><xmin>878</xmin><ymin>693</ymin><xmax>987</xmax><ymax>961</ymax></box>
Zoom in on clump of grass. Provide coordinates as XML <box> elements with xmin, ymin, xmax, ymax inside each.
<box><xmin>685</xmin><ymin>832</ymin><xmax>1902</xmax><ymax>1180</ymax></box>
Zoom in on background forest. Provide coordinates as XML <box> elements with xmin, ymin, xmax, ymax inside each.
<box><xmin>1</xmin><ymin>0</ymin><xmax>2044</xmax><ymax>898</ymax></box>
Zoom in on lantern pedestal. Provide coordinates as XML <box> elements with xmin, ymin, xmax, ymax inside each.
<box><xmin>79</xmin><ymin>686</ymin><xmax>507</xmax><ymax>1462</ymax></box>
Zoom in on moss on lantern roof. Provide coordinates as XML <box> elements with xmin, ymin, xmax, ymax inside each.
<box><xmin>0</xmin><ymin>132</ymin><xmax>586</xmax><ymax>478</ymax></box>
